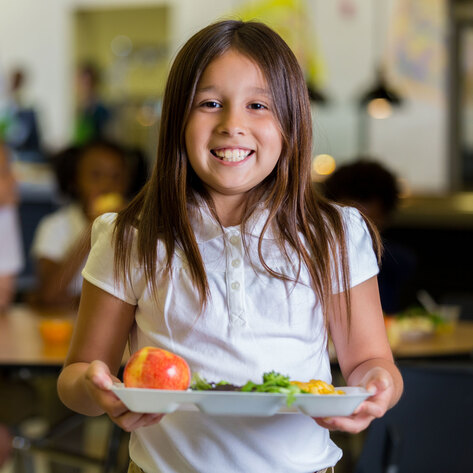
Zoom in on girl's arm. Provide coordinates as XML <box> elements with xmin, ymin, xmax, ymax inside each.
<box><xmin>57</xmin><ymin>280</ymin><xmax>163</xmax><ymax>431</ymax></box>
<box><xmin>319</xmin><ymin>275</ymin><xmax>403</xmax><ymax>433</ymax></box>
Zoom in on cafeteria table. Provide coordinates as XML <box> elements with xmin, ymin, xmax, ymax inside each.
<box><xmin>4</xmin><ymin>304</ymin><xmax>473</xmax><ymax>363</ymax></box>
<box><xmin>0</xmin><ymin>304</ymin><xmax>128</xmax><ymax>473</ymax></box>
<box><xmin>392</xmin><ymin>321</ymin><xmax>473</xmax><ymax>359</ymax></box>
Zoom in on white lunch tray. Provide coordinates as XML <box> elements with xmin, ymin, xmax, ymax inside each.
<box><xmin>111</xmin><ymin>384</ymin><xmax>371</xmax><ymax>417</ymax></box>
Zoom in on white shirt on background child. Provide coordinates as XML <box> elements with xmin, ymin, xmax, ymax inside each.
<box><xmin>31</xmin><ymin>203</ymin><xmax>88</xmax><ymax>296</ymax></box>
<box><xmin>82</xmin><ymin>203</ymin><xmax>378</xmax><ymax>473</ymax></box>
<box><xmin>0</xmin><ymin>205</ymin><xmax>23</xmax><ymax>275</ymax></box>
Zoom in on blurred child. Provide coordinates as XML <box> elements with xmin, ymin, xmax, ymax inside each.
<box><xmin>30</xmin><ymin>140</ymin><xmax>146</xmax><ymax>308</ymax></box>
<box><xmin>0</xmin><ymin>68</ymin><xmax>44</xmax><ymax>162</ymax></box>
<box><xmin>74</xmin><ymin>62</ymin><xmax>111</xmax><ymax>145</ymax></box>
<box><xmin>58</xmin><ymin>21</ymin><xmax>403</xmax><ymax>473</ymax></box>
<box><xmin>322</xmin><ymin>159</ymin><xmax>417</xmax><ymax>314</ymax></box>
<box><xmin>0</xmin><ymin>142</ymin><xmax>23</xmax><ymax>312</ymax></box>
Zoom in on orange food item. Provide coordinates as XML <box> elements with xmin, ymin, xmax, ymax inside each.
<box><xmin>92</xmin><ymin>193</ymin><xmax>125</xmax><ymax>215</ymax></box>
<box><xmin>39</xmin><ymin>319</ymin><xmax>73</xmax><ymax>344</ymax></box>
<box><xmin>124</xmin><ymin>346</ymin><xmax>191</xmax><ymax>390</ymax></box>
<box><xmin>290</xmin><ymin>379</ymin><xmax>345</xmax><ymax>395</ymax></box>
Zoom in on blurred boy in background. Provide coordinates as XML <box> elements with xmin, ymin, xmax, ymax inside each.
<box><xmin>322</xmin><ymin>158</ymin><xmax>417</xmax><ymax>314</ymax></box>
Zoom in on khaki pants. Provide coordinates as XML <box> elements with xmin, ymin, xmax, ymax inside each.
<box><xmin>128</xmin><ymin>461</ymin><xmax>143</xmax><ymax>473</ymax></box>
<box><xmin>128</xmin><ymin>460</ymin><xmax>333</xmax><ymax>473</ymax></box>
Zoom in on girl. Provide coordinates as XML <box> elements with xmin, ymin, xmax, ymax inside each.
<box><xmin>30</xmin><ymin>140</ymin><xmax>146</xmax><ymax>308</ymax></box>
<box><xmin>58</xmin><ymin>20</ymin><xmax>403</xmax><ymax>473</ymax></box>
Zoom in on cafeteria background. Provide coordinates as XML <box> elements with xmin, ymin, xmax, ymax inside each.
<box><xmin>0</xmin><ymin>1</ymin><xmax>472</xmax><ymax>472</ymax></box>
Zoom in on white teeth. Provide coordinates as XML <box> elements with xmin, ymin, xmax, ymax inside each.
<box><xmin>214</xmin><ymin>148</ymin><xmax>251</xmax><ymax>162</ymax></box>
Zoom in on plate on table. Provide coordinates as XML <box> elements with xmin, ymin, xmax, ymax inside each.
<box><xmin>111</xmin><ymin>384</ymin><xmax>371</xmax><ymax>417</ymax></box>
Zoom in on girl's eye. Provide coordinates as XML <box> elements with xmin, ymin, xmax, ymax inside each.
<box><xmin>248</xmin><ymin>103</ymin><xmax>268</xmax><ymax>110</ymax></box>
<box><xmin>202</xmin><ymin>101</ymin><xmax>221</xmax><ymax>108</ymax></box>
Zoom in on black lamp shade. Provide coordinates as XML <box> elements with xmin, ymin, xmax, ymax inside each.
<box><xmin>307</xmin><ymin>83</ymin><xmax>329</xmax><ymax>104</ymax></box>
<box><xmin>359</xmin><ymin>77</ymin><xmax>403</xmax><ymax>108</ymax></box>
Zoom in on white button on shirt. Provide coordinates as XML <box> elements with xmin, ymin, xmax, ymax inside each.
<box><xmin>229</xmin><ymin>234</ymin><xmax>240</xmax><ymax>246</ymax></box>
<box><xmin>231</xmin><ymin>258</ymin><xmax>241</xmax><ymax>268</ymax></box>
<box><xmin>83</xmin><ymin>203</ymin><xmax>379</xmax><ymax>473</ymax></box>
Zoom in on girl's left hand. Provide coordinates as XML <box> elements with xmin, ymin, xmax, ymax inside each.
<box><xmin>313</xmin><ymin>367</ymin><xmax>394</xmax><ymax>434</ymax></box>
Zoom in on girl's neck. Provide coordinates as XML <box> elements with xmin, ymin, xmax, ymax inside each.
<box><xmin>212</xmin><ymin>193</ymin><xmax>247</xmax><ymax>227</ymax></box>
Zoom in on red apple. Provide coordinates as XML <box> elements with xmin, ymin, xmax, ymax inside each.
<box><xmin>123</xmin><ymin>346</ymin><xmax>191</xmax><ymax>390</ymax></box>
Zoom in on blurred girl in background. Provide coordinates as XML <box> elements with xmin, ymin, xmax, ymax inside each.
<box><xmin>30</xmin><ymin>140</ymin><xmax>147</xmax><ymax>308</ymax></box>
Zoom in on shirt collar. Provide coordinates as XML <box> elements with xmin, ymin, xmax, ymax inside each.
<box><xmin>189</xmin><ymin>199</ymin><xmax>277</xmax><ymax>243</ymax></box>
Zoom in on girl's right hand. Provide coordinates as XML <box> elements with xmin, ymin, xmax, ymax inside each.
<box><xmin>84</xmin><ymin>360</ymin><xmax>164</xmax><ymax>432</ymax></box>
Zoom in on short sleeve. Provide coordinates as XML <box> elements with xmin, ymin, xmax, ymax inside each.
<box><xmin>31</xmin><ymin>213</ymin><xmax>69</xmax><ymax>262</ymax></box>
<box><xmin>81</xmin><ymin>213</ymin><xmax>138</xmax><ymax>305</ymax></box>
<box><xmin>0</xmin><ymin>206</ymin><xmax>23</xmax><ymax>275</ymax></box>
<box><xmin>336</xmin><ymin>206</ymin><xmax>379</xmax><ymax>291</ymax></box>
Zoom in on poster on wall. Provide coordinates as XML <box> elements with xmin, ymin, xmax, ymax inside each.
<box><xmin>387</xmin><ymin>0</ymin><xmax>447</xmax><ymax>103</ymax></box>
<box><xmin>234</xmin><ymin>0</ymin><xmax>326</xmax><ymax>92</ymax></box>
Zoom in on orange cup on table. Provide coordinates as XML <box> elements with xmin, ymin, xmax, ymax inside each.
<box><xmin>39</xmin><ymin>317</ymin><xmax>74</xmax><ymax>345</ymax></box>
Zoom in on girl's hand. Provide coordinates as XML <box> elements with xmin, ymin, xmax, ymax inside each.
<box><xmin>84</xmin><ymin>360</ymin><xmax>164</xmax><ymax>432</ymax></box>
<box><xmin>314</xmin><ymin>367</ymin><xmax>394</xmax><ymax>434</ymax></box>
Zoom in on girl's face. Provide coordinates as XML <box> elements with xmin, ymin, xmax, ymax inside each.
<box><xmin>76</xmin><ymin>147</ymin><xmax>129</xmax><ymax>206</ymax></box>
<box><xmin>185</xmin><ymin>49</ymin><xmax>283</xmax><ymax>207</ymax></box>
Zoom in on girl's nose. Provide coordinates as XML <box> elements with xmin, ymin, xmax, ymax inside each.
<box><xmin>216</xmin><ymin>107</ymin><xmax>246</xmax><ymax>136</ymax></box>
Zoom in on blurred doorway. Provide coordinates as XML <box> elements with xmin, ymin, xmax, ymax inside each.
<box><xmin>73</xmin><ymin>5</ymin><xmax>171</xmax><ymax>162</ymax></box>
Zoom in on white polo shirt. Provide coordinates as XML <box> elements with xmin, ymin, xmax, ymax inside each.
<box><xmin>82</xmin><ymin>203</ymin><xmax>378</xmax><ymax>473</ymax></box>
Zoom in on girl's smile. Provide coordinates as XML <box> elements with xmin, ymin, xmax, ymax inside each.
<box><xmin>185</xmin><ymin>48</ymin><xmax>283</xmax><ymax>211</ymax></box>
<box><xmin>210</xmin><ymin>147</ymin><xmax>254</xmax><ymax>163</ymax></box>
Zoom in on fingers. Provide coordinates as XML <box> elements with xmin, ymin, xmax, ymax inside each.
<box><xmin>110</xmin><ymin>412</ymin><xmax>164</xmax><ymax>432</ymax></box>
<box><xmin>84</xmin><ymin>360</ymin><xmax>164</xmax><ymax>432</ymax></box>
<box><xmin>315</xmin><ymin>413</ymin><xmax>373</xmax><ymax>434</ymax></box>
<box><xmin>313</xmin><ymin>368</ymin><xmax>395</xmax><ymax>434</ymax></box>
<box><xmin>315</xmin><ymin>399</ymin><xmax>387</xmax><ymax>433</ymax></box>
<box><xmin>84</xmin><ymin>361</ymin><xmax>125</xmax><ymax>416</ymax></box>
<box><xmin>361</xmin><ymin>366</ymin><xmax>392</xmax><ymax>396</ymax></box>
<box><xmin>86</xmin><ymin>360</ymin><xmax>114</xmax><ymax>390</ymax></box>
<box><xmin>354</xmin><ymin>398</ymin><xmax>385</xmax><ymax>419</ymax></box>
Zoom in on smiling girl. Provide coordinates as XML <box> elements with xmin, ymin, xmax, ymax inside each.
<box><xmin>58</xmin><ymin>20</ymin><xmax>403</xmax><ymax>473</ymax></box>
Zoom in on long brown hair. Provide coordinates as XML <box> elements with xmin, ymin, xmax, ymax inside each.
<box><xmin>114</xmin><ymin>20</ymin><xmax>381</xmax><ymax>323</ymax></box>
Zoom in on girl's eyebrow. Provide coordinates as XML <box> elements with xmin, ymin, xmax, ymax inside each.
<box><xmin>195</xmin><ymin>85</ymin><xmax>271</xmax><ymax>96</ymax></box>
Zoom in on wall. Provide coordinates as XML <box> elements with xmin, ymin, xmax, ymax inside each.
<box><xmin>0</xmin><ymin>0</ymin><xmax>448</xmax><ymax>192</ymax></box>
